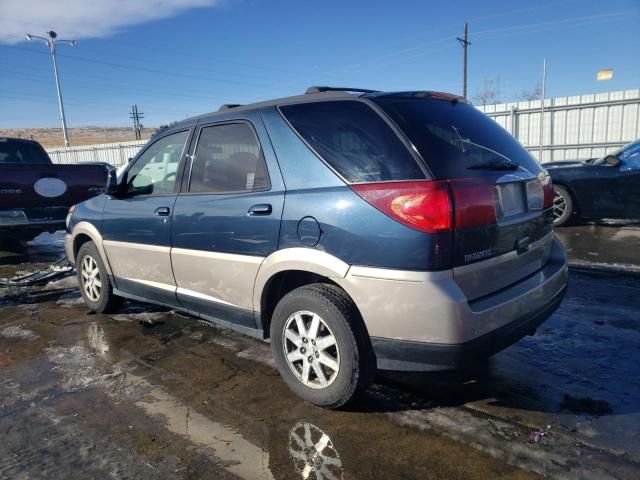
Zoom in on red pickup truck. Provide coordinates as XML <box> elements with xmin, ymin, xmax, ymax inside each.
<box><xmin>0</xmin><ymin>137</ymin><xmax>109</xmax><ymax>247</ymax></box>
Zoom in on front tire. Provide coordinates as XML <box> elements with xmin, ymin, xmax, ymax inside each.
<box><xmin>270</xmin><ymin>283</ymin><xmax>375</xmax><ymax>409</ymax></box>
<box><xmin>77</xmin><ymin>241</ymin><xmax>123</xmax><ymax>313</ymax></box>
<box><xmin>552</xmin><ymin>185</ymin><xmax>575</xmax><ymax>227</ymax></box>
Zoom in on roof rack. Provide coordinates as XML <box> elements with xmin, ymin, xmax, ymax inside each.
<box><xmin>305</xmin><ymin>86</ymin><xmax>380</xmax><ymax>95</ymax></box>
<box><xmin>218</xmin><ymin>104</ymin><xmax>243</xmax><ymax>111</ymax></box>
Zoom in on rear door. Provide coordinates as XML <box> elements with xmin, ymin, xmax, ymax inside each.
<box><xmin>373</xmin><ymin>96</ymin><xmax>554</xmax><ymax>300</ymax></box>
<box><xmin>101</xmin><ymin>129</ymin><xmax>192</xmax><ymax>306</ymax></box>
<box><xmin>171</xmin><ymin>113</ymin><xmax>285</xmax><ymax>329</ymax></box>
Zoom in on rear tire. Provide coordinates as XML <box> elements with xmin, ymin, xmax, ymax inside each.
<box><xmin>552</xmin><ymin>185</ymin><xmax>575</xmax><ymax>227</ymax></box>
<box><xmin>77</xmin><ymin>241</ymin><xmax>123</xmax><ymax>313</ymax></box>
<box><xmin>270</xmin><ymin>283</ymin><xmax>375</xmax><ymax>409</ymax></box>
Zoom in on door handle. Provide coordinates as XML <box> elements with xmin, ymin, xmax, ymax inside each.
<box><xmin>248</xmin><ymin>204</ymin><xmax>272</xmax><ymax>216</ymax></box>
<box><xmin>154</xmin><ymin>207</ymin><xmax>171</xmax><ymax>216</ymax></box>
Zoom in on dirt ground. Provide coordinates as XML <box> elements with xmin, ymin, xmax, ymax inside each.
<box><xmin>0</xmin><ymin>227</ymin><xmax>639</xmax><ymax>479</ymax></box>
<box><xmin>0</xmin><ymin>127</ymin><xmax>152</xmax><ymax>148</ymax></box>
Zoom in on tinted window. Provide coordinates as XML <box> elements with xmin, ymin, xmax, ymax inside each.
<box><xmin>0</xmin><ymin>139</ymin><xmax>50</xmax><ymax>164</ymax></box>
<box><xmin>373</xmin><ymin>98</ymin><xmax>543</xmax><ymax>179</ymax></box>
<box><xmin>126</xmin><ymin>130</ymin><xmax>188</xmax><ymax>195</ymax></box>
<box><xmin>280</xmin><ymin>101</ymin><xmax>426</xmax><ymax>183</ymax></box>
<box><xmin>189</xmin><ymin>123</ymin><xmax>269</xmax><ymax>194</ymax></box>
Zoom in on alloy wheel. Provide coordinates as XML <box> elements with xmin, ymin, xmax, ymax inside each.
<box><xmin>81</xmin><ymin>255</ymin><xmax>102</xmax><ymax>302</ymax></box>
<box><xmin>282</xmin><ymin>311</ymin><xmax>340</xmax><ymax>389</ymax></box>
<box><xmin>553</xmin><ymin>190</ymin><xmax>568</xmax><ymax>221</ymax></box>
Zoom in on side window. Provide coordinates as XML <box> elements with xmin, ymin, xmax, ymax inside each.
<box><xmin>280</xmin><ymin>100</ymin><xmax>426</xmax><ymax>183</ymax></box>
<box><xmin>189</xmin><ymin>123</ymin><xmax>269</xmax><ymax>194</ymax></box>
<box><xmin>126</xmin><ymin>130</ymin><xmax>189</xmax><ymax>195</ymax></box>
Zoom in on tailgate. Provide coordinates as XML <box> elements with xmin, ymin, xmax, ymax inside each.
<box><xmin>0</xmin><ymin>164</ymin><xmax>107</xmax><ymax>211</ymax></box>
<box><xmin>452</xmin><ymin>173</ymin><xmax>554</xmax><ymax>301</ymax></box>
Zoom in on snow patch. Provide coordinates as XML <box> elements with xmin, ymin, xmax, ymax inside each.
<box><xmin>1</xmin><ymin>325</ymin><xmax>39</xmax><ymax>340</ymax></box>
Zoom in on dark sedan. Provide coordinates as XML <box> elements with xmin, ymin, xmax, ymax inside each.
<box><xmin>545</xmin><ymin>139</ymin><xmax>640</xmax><ymax>226</ymax></box>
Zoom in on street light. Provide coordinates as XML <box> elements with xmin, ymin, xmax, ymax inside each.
<box><xmin>25</xmin><ymin>30</ymin><xmax>77</xmax><ymax>147</ymax></box>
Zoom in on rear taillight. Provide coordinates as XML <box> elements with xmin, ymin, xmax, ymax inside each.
<box><xmin>542</xmin><ymin>173</ymin><xmax>553</xmax><ymax>209</ymax></box>
<box><xmin>352</xmin><ymin>178</ymin><xmax>500</xmax><ymax>233</ymax></box>
<box><xmin>352</xmin><ymin>181</ymin><xmax>452</xmax><ymax>233</ymax></box>
<box><xmin>449</xmin><ymin>178</ymin><xmax>497</xmax><ymax>229</ymax></box>
<box><xmin>526</xmin><ymin>179</ymin><xmax>544</xmax><ymax>211</ymax></box>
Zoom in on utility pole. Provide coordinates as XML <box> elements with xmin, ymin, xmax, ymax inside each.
<box><xmin>457</xmin><ymin>22</ymin><xmax>471</xmax><ymax>99</ymax></box>
<box><xmin>129</xmin><ymin>104</ymin><xmax>144</xmax><ymax>140</ymax></box>
<box><xmin>539</xmin><ymin>58</ymin><xmax>547</xmax><ymax>161</ymax></box>
<box><xmin>26</xmin><ymin>31</ymin><xmax>77</xmax><ymax>147</ymax></box>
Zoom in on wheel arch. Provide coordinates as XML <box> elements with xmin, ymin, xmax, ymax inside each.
<box><xmin>69</xmin><ymin>221</ymin><xmax>112</xmax><ymax>275</ymax></box>
<box><xmin>254</xmin><ymin>248</ymin><xmax>362</xmax><ymax>339</ymax></box>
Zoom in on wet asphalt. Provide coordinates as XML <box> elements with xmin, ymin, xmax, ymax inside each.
<box><xmin>0</xmin><ymin>225</ymin><xmax>639</xmax><ymax>480</ymax></box>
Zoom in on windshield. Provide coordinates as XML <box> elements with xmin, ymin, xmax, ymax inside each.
<box><xmin>372</xmin><ymin>97</ymin><xmax>543</xmax><ymax>179</ymax></box>
<box><xmin>0</xmin><ymin>139</ymin><xmax>50</xmax><ymax>164</ymax></box>
<box><xmin>593</xmin><ymin>140</ymin><xmax>640</xmax><ymax>166</ymax></box>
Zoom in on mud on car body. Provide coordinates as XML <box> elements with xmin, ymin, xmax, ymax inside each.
<box><xmin>65</xmin><ymin>87</ymin><xmax>568</xmax><ymax>408</ymax></box>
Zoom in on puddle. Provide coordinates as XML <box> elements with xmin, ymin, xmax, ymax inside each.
<box><xmin>126</xmin><ymin>372</ymin><xmax>275</xmax><ymax>480</ymax></box>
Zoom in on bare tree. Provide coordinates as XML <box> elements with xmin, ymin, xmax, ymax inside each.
<box><xmin>514</xmin><ymin>83</ymin><xmax>542</xmax><ymax>101</ymax></box>
<box><xmin>472</xmin><ymin>76</ymin><xmax>503</xmax><ymax>106</ymax></box>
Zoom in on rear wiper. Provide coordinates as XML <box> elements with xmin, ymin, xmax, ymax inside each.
<box><xmin>468</xmin><ymin>160</ymin><xmax>519</xmax><ymax>171</ymax></box>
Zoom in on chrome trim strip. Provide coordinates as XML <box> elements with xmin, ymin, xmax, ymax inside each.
<box><xmin>171</xmin><ymin>247</ymin><xmax>264</xmax><ymax>264</ymax></box>
<box><xmin>103</xmin><ymin>240</ymin><xmax>170</xmax><ymax>253</ymax></box>
<box><xmin>127</xmin><ymin>278</ymin><xmax>176</xmax><ymax>292</ymax></box>
<box><xmin>348</xmin><ymin>266</ymin><xmax>452</xmax><ymax>283</ymax></box>
<box><xmin>176</xmin><ymin>287</ymin><xmax>238</xmax><ymax>308</ymax></box>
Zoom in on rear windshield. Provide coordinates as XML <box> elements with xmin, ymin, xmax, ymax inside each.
<box><xmin>372</xmin><ymin>98</ymin><xmax>543</xmax><ymax>179</ymax></box>
<box><xmin>0</xmin><ymin>139</ymin><xmax>50</xmax><ymax>164</ymax></box>
<box><xmin>280</xmin><ymin>100</ymin><xmax>426</xmax><ymax>183</ymax></box>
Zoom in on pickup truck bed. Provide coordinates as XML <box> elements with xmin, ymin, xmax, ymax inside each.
<box><xmin>0</xmin><ymin>137</ymin><xmax>108</xmax><ymax>243</ymax></box>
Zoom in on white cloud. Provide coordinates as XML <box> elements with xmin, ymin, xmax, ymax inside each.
<box><xmin>0</xmin><ymin>0</ymin><xmax>221</xmax><ymax>44</ymax></box>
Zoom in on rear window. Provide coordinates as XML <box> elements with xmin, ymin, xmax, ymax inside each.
<box><xmin>280</xmin><ymin>100</ymin><xmax>426</xmax><ymax>183</ymax></box>
<box><xmin>372</xmin><ymin>98</ymin><xmax>543</xmax><ymax>179</ymax></box>
<box><xmin>0</xmin><ymin>139</ymin><xmax>50</xmax><ymax>164</ymax></box>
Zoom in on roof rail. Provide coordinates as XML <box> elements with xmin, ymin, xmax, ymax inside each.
<box><xmin>305</xmin><ymin>86</ymin><xmax>380</xmax><ymax>94</ymax></box>
<box><xmin>218</xmin><ymin>104</ymin><xmax>243</xmax><ymax>111</ymax></box>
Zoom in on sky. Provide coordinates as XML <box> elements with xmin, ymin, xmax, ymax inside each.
<box><xmin>0</xmin><ymin>0</ymin><xmax>639</xmax><ymax>128</ymax></box>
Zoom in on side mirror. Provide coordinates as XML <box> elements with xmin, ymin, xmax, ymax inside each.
<box><xmin>604</xmin><ymin>155</ymin><xmax>621</xmax><ymax>167</ymax></box>
<box><xmin>128</xmin><ymin>157</ymin><xmax>133</xmax><ymax>163</ymax></box>
<box><xmin>105</xmin><ymin>167</ymin><xmax>120</xmax><ymax>195</ymax></box>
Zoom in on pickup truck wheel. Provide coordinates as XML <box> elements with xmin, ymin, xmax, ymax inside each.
<box><xmin>552</xmin><ymin>185</ymin><xmax>574</xmax><ymax>227</ymax></box>
<box><xmin>77</xmin><ymin>241</ymin><xmax>123</xmax><ymax>313</ymax></box>
<box><xmin>270</xmin><ymin>283</ymin><xmax>375</xmax><ymax>409</ymax></box>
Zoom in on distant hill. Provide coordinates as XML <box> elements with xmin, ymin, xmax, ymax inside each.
<box><xmin>0</xmin><ymin>127</ymin><xmax>159</xmax><ymax>148</ymax></box>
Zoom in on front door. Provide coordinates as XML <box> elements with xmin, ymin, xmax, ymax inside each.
<box><xmin>101</xmin><ymin>129</ymin><xmax>191</xmax><ymax>305</ymax></box>
<box><xmin>171</xmin><ymin>117</ymin><xmax>285</xmax><ymax>330</ymax></box>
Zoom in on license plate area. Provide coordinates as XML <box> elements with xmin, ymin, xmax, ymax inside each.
<box><xmin>496</xmin><ymin>182</ymin><xmax>526</xmax><ymax>220</ymax></box>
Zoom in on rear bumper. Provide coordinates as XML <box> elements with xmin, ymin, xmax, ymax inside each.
<box><xmin>371</xmin><ymin>283</ymin><xmax>566</xmax><ymax>371</ymax></box>
<box><xmin>335</xmin><ymin>236</ymin><xmax>568</xmax><ymax>371</ymax></box>
<box><xmin>0</xmin><ymin>209</ymin><xmax>65</xmax><ymax>232</ymax></box>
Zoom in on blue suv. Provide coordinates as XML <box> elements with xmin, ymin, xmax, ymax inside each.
<box><xmin>66</xmin><ymin>87</ymin><xmax>568</xmax><ymax>408</ymax></box>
